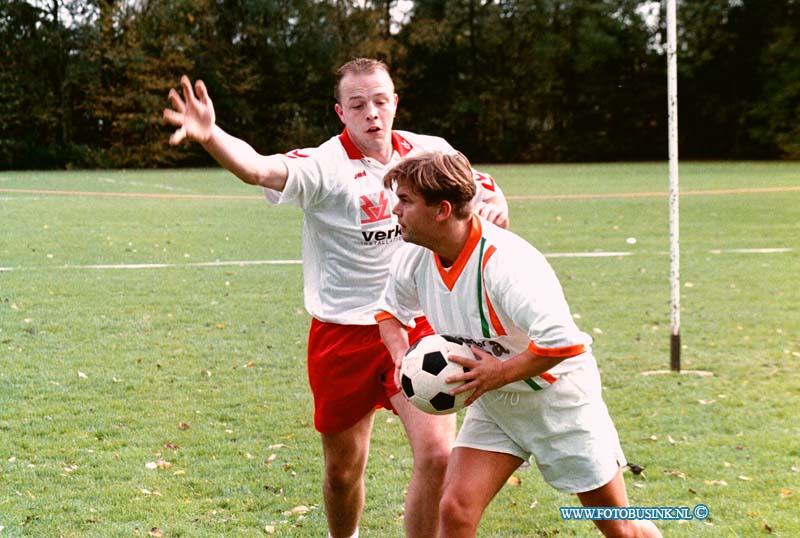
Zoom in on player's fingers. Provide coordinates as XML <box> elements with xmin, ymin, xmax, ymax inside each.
<box><xmin>491</xmin><ymin>211</ymin><xmax>509</xmax><ymax>228</ymax></box>
<box><xmin>478</xmin><ymin>205</ymin><xmax>500</xmax><ymax>223</ymax></box>
<box><xmin>180</xmin><ymin>75</ymin><xmax>197</xmax><ymax>104</ymax></box>
<box><xmin>469</xmin><ymin>346</ymin><xmax>490</xmax><ymax>360</ymax></box>
<box><xmin>447</xmin><ymin>354</ymin><xmax>473</xmax><ymax>367</ymax></box>
<box><xmin>167</xmin><ymin>88</ymin><xmax>185</xmax><ymax>113</ymax></box>
<box><xmin>168</xmin><ymin>127</ymin><xmax>187</xmax><ymax>146</ymax></box>
<box><xmin>162</xmin><ymin>108</ymin><xmax>183</xmax><ymax>126</ymax></box>
<box><xmin>195</xmin><ymin>79</ymin><xmax>210</xmax><ymax>105</ymax></box>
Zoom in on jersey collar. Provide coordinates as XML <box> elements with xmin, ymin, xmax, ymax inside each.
<box><xmin>338</xmin><ymin>128</ymin><xmax>414</xmax><ymax>160</ymax></box>
<box><xmin>435</xmin><ymin>215</ymin><xmax>482</xmax><ymax>291</ymax></box>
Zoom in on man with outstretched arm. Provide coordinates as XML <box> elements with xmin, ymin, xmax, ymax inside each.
<box><xmin>163</xmin><ymin>59</ymin><xmax>509</xmax><ymax>538</ymax></box>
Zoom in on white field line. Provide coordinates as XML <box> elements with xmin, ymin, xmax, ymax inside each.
<box><xmin>709</xmin><ymin>248</ymin><xmax>793</xmax><ymax>254</ymax></box>
<box><xmin>1</xmin><ymin>248</ymin><xmax>793</xmax><ymax>272</ymax></box>
<box><xmin>545</xmin><ymin>251</ymin><xmax>631</xmax><ymax>258</ymax></box>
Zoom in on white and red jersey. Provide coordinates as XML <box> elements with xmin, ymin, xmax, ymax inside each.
<box><xmin>376</xmin><ymin>216</ymin><xmax>592</xmax><ymax>392</ymax></box>
<box><xmin>267</xmin><ymin>129</ymin><xmax>502</xmax><ymax>325</ymax></box>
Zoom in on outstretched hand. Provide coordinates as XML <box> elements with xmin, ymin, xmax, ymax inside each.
<box><xmin>163</xmin><ymin>76</ymin><xmax>215</xmax><ymax>146</ymax></box>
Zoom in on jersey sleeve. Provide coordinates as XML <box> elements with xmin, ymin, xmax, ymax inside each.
<box><xmin>375</xmin><ymin>245</ymin><xmax>424</xmax><ymax>328</ymax></box>
<box><xmin>486</xmin><ymin>244</ymin><xmax>591</xmax><ymax>358</ymax></box>
<box><xmin>271</xmin><ymin>144</ymin><xmax>338</xmax><ymax>209</ymax></box>
<box><xmin>471</xmin><ymin>168</ymin><xmax>504</xmax><ymax>204</ymax></box>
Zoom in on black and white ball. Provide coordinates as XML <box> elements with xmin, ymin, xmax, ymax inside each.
<box><xmin>400</xmin><ymin>334</ymin><xmax>476</xmax><ymax>415</ymax></box>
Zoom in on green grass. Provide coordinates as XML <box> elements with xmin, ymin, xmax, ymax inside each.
<box><xmin>1</xmin><ymin>163</ymin><xmax>799</xmax><ymax>537</ymax></box>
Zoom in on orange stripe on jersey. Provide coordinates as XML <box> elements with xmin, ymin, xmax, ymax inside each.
<box><xmin>539</xmin><ymin>371</ymin><xmax>557</xmax><ymax>384</ymax></box>
<box><xmin>436</xmin><ymin>216</ymin><xmax>483</xmax><ymax>291</ymax></box>
<box><xmin>481</xmin><ymin>245</ymin><xmax>507</xmax><ymax>336</ymax></box>
<box><xmin>527</xmin><ymin>341</ymin><xmax>586</xmax><ymax>358</ymax></box>
<box><xmin>374</xmin><ymin>311</ymin><xmax>397</xmax><ymax>323</ymax></box>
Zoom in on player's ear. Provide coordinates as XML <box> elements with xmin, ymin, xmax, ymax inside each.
<box><xmin>436</xmin><ymin>200</ymin><xmax>453</xmax><ymax>221</ymax></box>
<box><xmin>334</xmin><ymin>103</ymin><xmax>345</xmax><ymax>124</ymax></box>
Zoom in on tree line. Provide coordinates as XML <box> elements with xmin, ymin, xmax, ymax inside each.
<box><xmin>1</xmin><ymin>0</ymin><xmax>798</xmax><ymax>170</ymax></box>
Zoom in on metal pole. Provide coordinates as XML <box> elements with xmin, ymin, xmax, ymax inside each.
<box><xmin>667</xmin><ymin>0</ymin><xmax>681</xmax><ymax>371</ymax></box>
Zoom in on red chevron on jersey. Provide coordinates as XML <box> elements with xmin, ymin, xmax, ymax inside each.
<box><xmin>360</xmin><ymin>191</ymin><xmax>392</xmax><ymax>224</ymax></box>
<box><xmin>285</xmin><ymin>149</ymin><xmax>310</xmax><ymax>159</ymax></box>
<box><xmin>474</xmin><ymin>172</ymin><xmax>496</xmax><ymax>192</ymax></box>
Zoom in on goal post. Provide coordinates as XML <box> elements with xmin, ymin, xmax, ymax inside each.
<box><xmin>667</xmin><ymin>0</ymin><xmax>681</xmax><ymax>371</ymax></box>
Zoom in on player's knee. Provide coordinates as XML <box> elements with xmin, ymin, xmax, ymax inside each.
<box><xmin>324</xmin><ymin>460</ymin><xmax>363</xmax><ymax>493</ymax></box>
<box><xmin>413</xmin><ymin>442</ymin><xmax>449</xmax><ymax>476</ymax></box>
<box><xmin>438</xmin><ymin>491</ymin><xmax>478</xmax><ymax>531</ymax></box>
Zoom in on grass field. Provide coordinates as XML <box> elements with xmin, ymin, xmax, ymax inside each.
<box><xmin>1</xmin><ymin>162</ymin><xmax>799</xmax><ymax>537</ymax></box>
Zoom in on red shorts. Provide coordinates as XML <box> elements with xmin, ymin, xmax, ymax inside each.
<box><xmin>307</xmin><ymin>317</ymin><xmax>434</xmax><ymax>434</ymax></box>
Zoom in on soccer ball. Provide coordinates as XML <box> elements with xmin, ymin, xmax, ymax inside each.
<box><xmin>400</xmin><ymin>334</ymin><xmax>476</xmax><ymax>415</ymax></box>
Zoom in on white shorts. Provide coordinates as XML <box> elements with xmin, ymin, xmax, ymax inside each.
<box><xmin>454</xmin><ymin>357</ymin><xmax>626</xmax><ymax>494</ymax></box>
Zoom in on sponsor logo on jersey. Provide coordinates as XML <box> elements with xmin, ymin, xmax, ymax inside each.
<box><xmin>359</xmin><ymin>191</ymin><xmax>392</xmax><ymax>224</ymax></box>
<box><xmin>354</xmin><ymin>170</ymin><xmax>367</xmax><ymax>180</ymax></box>
<box><xmin>285</xmin><ymin>149</ymin><xmax>309</xmax><ymax>159</ymax></box>
<box><xmin>360</xmin><ymin>224</ymin><xmax>402</xmax><ymax>245</ymax></box>
<box><xmin>473</xmin><ymin>171</ymin><xmax>496</xmax><ymax>192</ymax></box>
<box><xmin>446</xmin><ymin>335</ymin><xmax>511</xmax><ymax>357</ymax></box>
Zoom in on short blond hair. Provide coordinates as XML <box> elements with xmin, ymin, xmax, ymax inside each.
<box><xmin>384</xmin><ymin>152</ymin><xmax>476</xmax><ymax>219</ymax></box>
<box><xmin>334</xmin><ymin>58</ymin><xmax>392</xmax><ymax>103</ymax></box>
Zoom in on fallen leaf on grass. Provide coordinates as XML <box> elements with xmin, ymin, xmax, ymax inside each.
<box><xmin>779</xmin><ymin>489</ymin><xmax>793</xmax><ymax>498</ymax></box>
<box><xmin>163</xmin><ymin>443</ymin><xmax>179</xmax><ymax>450</ymax></box>
<box><xmin>664</xmin><ymin>469</ymin><xmax>686</xmax><ymax>480</ymax></box>
<box><xmin>78</xmin><ymin>372</ymin><xmax>88</xmax><ymax>379</ymax></box>
<box><xmin>737</xmin><ymin>475</ymin><xmax>752</xmax><ymax>481</ymax></box>
<box><xmin>506</xmin><ymin>476</ymin><xmax>522</xmax><ymax>486</ymax></box>
<box><xmin>764</xmin><ymin>523</ymin><xmax>773</xmax><ymax>532</ymax></box>
<box><xmin>264</xmin><ymin>525</ymin><xmax>276</xmax><ymax>534</ymax></box>
<box><xmin>243</xmin><ymin>361</ymin><xmax>256</xmax><ymax>368</ymax></box>
<box><xmin>178</xmin><ymin>422</ymin><xmax>190</xmax><ymax>430</ymax></box>
<box><xmin>139</xmin><ymin>488</ymin><xmax>162</xmax><ymax>496</ymax></box>
<box><xmin>145</xmin><ymin>460</ymin><xmax>172</xmax><ymax>470</ymax></box>
<box><xmin>704</xmin><ymin>479</ymin><xmax>728</xmax><ymax>486</ymax></box>
<box><xmin>149</xmin><ymin>528</ymin><xmax>163</xmax><ymax>537</ymax></box>
<box><xmin>284</xmin><ymin>505</ymin><xmax>310</xmax><ymax>516</ymax></box>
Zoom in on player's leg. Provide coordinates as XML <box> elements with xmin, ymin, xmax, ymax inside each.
<box><xmin>320</xmin><ymin>410</ymin><xmax>375</xmax><ymax>538</ymax></box>
<box><xmin>392</xmin><ymin>393</ymin><xmax>456</xmax><ymax>538</ymax></box>
<box><xmin>576</xmin><ymin>468</ymin><xmax>662</xmax><ymax>538</ymax></box>
<box><xmin>437</xmin><ymin>447</ymin><xmax>523</xmax><ymax>537</ymax></box>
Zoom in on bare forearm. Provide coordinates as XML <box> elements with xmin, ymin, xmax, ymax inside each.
<box><xmin>378</xmin><ymin>317</ymin><xmax>410</xmax><ymax>366</ymax></box>
<box><xmin>203</xmin><ymin>125</ymin><xmax>288</xmax><ymax>190</ymax></box>
<box><xmin>500</xmin><ymin>350</ymin><xmax>564</xmax><ymax>385</ymax></box>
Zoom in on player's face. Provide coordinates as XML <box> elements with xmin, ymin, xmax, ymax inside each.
<box><xmin>393</xmin><ymin>180</ymin><xmax>439</xmax><ymax>248</ymax></box>
<box><xmin>334</xmin><ymin>70</ymin><xmax>398</xmax><ymax>162</ymax></box>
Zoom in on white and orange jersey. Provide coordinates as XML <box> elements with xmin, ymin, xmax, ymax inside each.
<box><xmin>267</xmin><ymin>129</ymin><xmax>503</xmax><ymax>325</ymax></box>
<box><xmin>376</xmin><ymin>216</ymin><xmax>591</xmax><ymax>391</ymax></box>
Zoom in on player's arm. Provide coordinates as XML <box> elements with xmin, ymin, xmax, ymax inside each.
<box><xmin>471</xmin><ymin>170</ymin><xmax>509</xmax><ymax>229</ymax></box>
<box><xmin>163</xmin><ymin>76</ymin><xmax>288</xmax><ymax>191</ymax></box>
<box><xmin>475</xmin><ymin>196</ymin><xmax>509</xmax><ymax>229</ymax></box>
<box><xmin>376</xmin><ymin>314</ymin><xmax>411</xmax><ymax>386</ymax></box>
<box><xmin>448</xmin><ymin>347</ymin><xmax>567</xmax><ymax>406</ymax></box>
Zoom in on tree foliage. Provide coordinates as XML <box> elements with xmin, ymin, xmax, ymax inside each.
<box><xmin>0</xmin><ymin>0</ymin><xmax>797</xmax><ymax>169</ymax></box>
